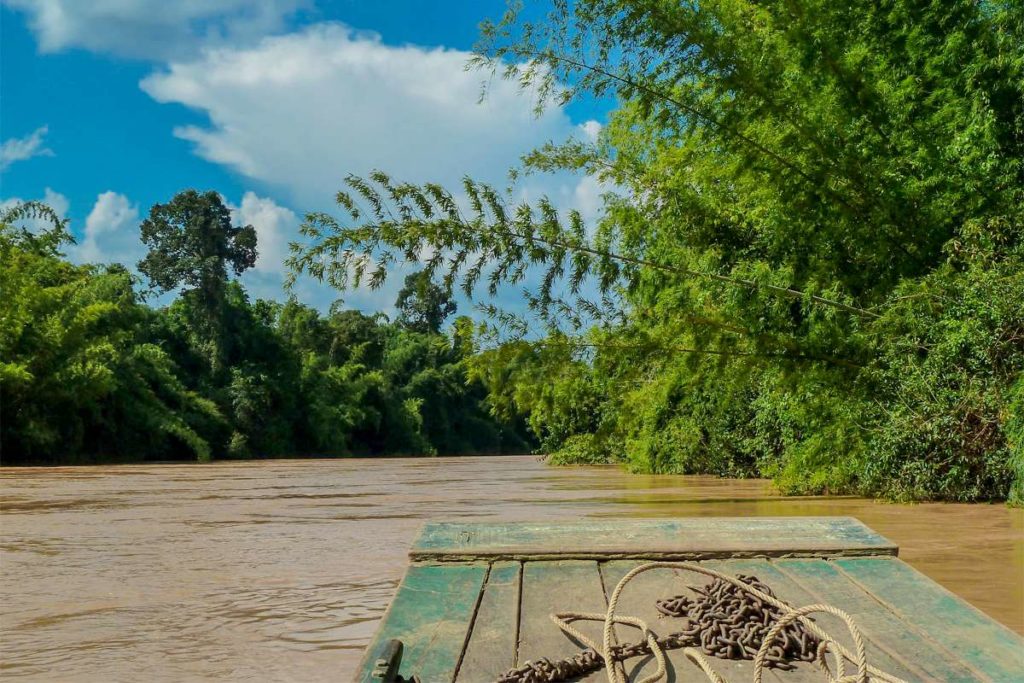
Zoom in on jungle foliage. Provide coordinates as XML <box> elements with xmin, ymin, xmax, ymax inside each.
<box><xmin>0</xmin><ymin>198</ymin><xmax>532</xmax><ymax>464</ymax></box>
<box><xmin>291</xmin><ymin>0</ymin><xmax>1023</xmax><ymax>501</ymax></box>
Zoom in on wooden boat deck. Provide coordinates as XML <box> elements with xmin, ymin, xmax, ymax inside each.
<box><xmin>355</xmin><ymin>518</ymin><xmax>1023</xmax><ymax>682</ymax></box>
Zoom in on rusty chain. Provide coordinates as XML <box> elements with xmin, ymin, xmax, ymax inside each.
<box><xmin>495</xmin><ymin>574</ymin><xmax>819</xmax><ymax>683</ymax></box>
<box><xmin>655</xmin><ymin>573</ymin><xmax>820</xmax><ymax>668</ymax></box>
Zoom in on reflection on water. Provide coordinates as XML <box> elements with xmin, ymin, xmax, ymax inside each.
<box><xmin>1</xmin><ymin>456</ymin><xmax>1021</xmax><ymax>681</ymax></box>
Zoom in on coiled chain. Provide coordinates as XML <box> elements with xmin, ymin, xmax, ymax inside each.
<box><xmin>496</xmin><ymin>574</ymin><xmax>819</xmax><ymax>683</ymax></box>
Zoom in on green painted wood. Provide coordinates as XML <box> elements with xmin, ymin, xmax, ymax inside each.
<box><xmin>354</xmin><ymin>563</ymin><xmax>486</xmax><ymax>683</ymax></box>
<box><xmin>775</xmin><ymin>558</ymin><xmax>984</xmax><ymax>682</ymax></box>
<box><xmin>360</xmin><ymin>521</ymin><xmax>1022</xmax><ymax>683</ymax></box>
<box><xmin>835</xmin><ymin>557</ymin><xmax>1024</xmax><ymax>682</ymax></box>
<box><xmin>455</xmin><ymin>562</ymin><xmax>521</xmax><ymax>683</ymax></box>
<box><xmin>518</xmin><ymin>560</ymin><xmax>608</xmax><ymax>682</ymax></box>
<box><xmin>600</xmin><ymin>560</ymin><xmax>760</xmax><ymax>683</ymax></box>
<box><xmin>410</xmin><ymin>518</ymin><xmax>897</xmax><ymax>561</ymax></box>
<box><xmin>704</xmin><ymin>558</ymin><xmax>919</xmax><ymax>682</ymax></box>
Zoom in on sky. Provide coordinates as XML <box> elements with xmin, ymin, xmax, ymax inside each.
<box><xmin>0</xmin><ymin>0</ymin><xmax>611</xmax><ymax>313</ymax></box>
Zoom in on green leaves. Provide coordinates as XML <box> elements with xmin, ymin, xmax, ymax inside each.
<box><xmin>1</xmin><ymin>205</ymin><xmax>534</xmax><ymax>464</ymax></box>
<box><xmin>395</xmin><ymin>270</ymin><xmax>458</xmax><ymax>334</ymax></box>
<box><xmin>287</xmin><ymin>0</ymin><xmax>1022</xmax><ymax>500</ymax></box>
<box><xmin>0</xmin><ymin>207</ymin><xmax>223</xmax><ymax>462</ymax></box>
<box><xmin>138</xmin><ymin>190</ymin><xmax>258</xmax><ymax>294</ymax></box>
<box><xmin>137</xmin><ymin>190</ymin><xmax>258</xmax><ymax>373</ymax></box>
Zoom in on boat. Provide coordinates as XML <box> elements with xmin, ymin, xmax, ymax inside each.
<box><xmin>355</xmin><ymin>517</ymin><xmax>1023</xmax><ymax>682</ymax></box>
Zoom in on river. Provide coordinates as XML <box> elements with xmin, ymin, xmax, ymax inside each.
<box><xmin>1</xmin><ymin>456</ymin><xmax>1021</xmax><ymax>681</ymax></box>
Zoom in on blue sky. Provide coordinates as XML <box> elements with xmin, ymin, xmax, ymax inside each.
<box><xmin>1</xmin><ymin>0</ymin><xmax>609</xmax><ymax>312</ymax></box>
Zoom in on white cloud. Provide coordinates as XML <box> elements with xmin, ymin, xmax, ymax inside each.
<box><xmin>139</xmin><ymin>23</ymin><xmax>607</xmax><ymax>312</ymax></box>
<box><xmin>141</xmin><ymin>24</ymin><xmax>594</xmax><ymax>208</ymax></box>
<box><xmin>0</xmin><ymin>187</ymin><xmax>69</xmax><ymax>232</ymax></box>
<box><xmin>71</xmin><ymin>189</ymin><xmax>304</xmax><ymax>276</ymax></box>
<box><xmin>228</xmin><ymin>191</ymin><xmax>297</xmax><ymax>275</ymax></box>
<box><xmin>1</xmin><ymin>126</ymin><xmax>53</xmax><ymax>170</ymax></box>
<box><xmin>138</xmin><ymin>23</ymin><xmax>614</xmax><ymax>313</ymax></box>
<box><xmin>225</xmin><ymin>190</ymin><xmax>323</xmax><ymax>305</ymax></box>
<box><xmin>572</xmin><ymin>175</ymin><xmax>611</xmax><ymax>227</ymax></box>
<box><xmin>4</xmin><ymin>0</ymin><xmax>307</xmax><ymax>60</ymax></box>
<box><xmin>72</xmin><ymin>191</ymin><xmax>142</xmax><ymax>265</ymax></box>
<box><xmin>226</xmin><ymin>191</ymin><xmax>410</xmax><ymax>311</ymax></box>
<box><xmin>41</xmin><ymin>187</ymin><xmax>68</xmax><ymax>218</ymax></box>
<box><xmin>578</xmin><ymin>119</ymin><xmax>602</xmax><ymax>143</ymax></box>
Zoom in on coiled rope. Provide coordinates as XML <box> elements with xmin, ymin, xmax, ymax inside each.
<box><xmin>502</xmin><ymin>562</ymin><xmax>910</xmax><ymax>683</ymax></box>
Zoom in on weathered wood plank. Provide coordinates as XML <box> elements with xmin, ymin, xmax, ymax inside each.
<box><xmin>704</xmin><ymin>559</ymin><xmax>918</xmax><ymax>683</ymax></box>
<box><xmin>362</xmin><ymin>521</ymin><xmax>1022</xmax><ymax>683</ymax></box>
<box><xmin>354</xmin><ymin>563</ymin><xmax>486</xmax><ymax>683</ymax></box>
<box><xmin>599</xmin><ymin>560</ymin><xmax>764</xmax><ymax>683</ymax></box>
<box><xmin>456</xmin><ymin>562</ymin><xmax>521</xmax><ymax>683</ymax></box>
<box><xmin>775</xmin><ymin>558</ymin><xmax>984</xmax><ymax>681</ymax></box>
<box><xmin>518</xmin><ymin>560</ymin><xmax>608</xmax><ymax>682</ymax></box>
<box><xmin>411</xmin><ymin>518</ymin><xmax>897</xmax><ymax>561</ymax></box>
<box><xmin>835</xmin><ymin>557</ymin><xmax>1024</xmax><ymax>682</ymax></box>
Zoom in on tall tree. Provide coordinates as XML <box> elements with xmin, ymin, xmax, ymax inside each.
<box><xmin>138</xmin><ymin>190</ymin><xmax>257</xmax><ymax>369</ymax></box>
<box><xmin>395</xmin><ymin>270</ymin><xmax>457</xmax><ymax>334</ymax></box>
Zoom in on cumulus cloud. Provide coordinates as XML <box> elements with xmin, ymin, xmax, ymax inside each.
<box><xmin>571</xmin><ymin>175</ymin><xmax>612</xmax><ymax>228</ymax></box>
<box><xmin>41</xmin><ymin>187</ymin><xmax>68</xmax><ymax>218</ymax></box>
<box><xmin>134</xmin><ymin>22</ymin><xmax>627</xmax><ymax>319</ymax></box>
<box><xmin>228</xmin><ymin>191</ymin><xmax>297</xmax><ymax>275</ymax></box>
<box><xmin>141</xmin><ymin>24</ymin><xmax>596</xmax><ymax>209</ymax></box>
<box><xmin>4</xmin><ymin>0</ymin><xmax>307</xmax><ymax>60</ymax></box>
<box><xmin>71</xmin><ymin>191</ymin><xmax>142</xmax><ymax>265</ymax></box>
<box><xmin>70</xmin><ymin>189</ymin><xmax>305</xmax><ymax>276</ymax></box>
<box><xmin>223</xmin><ymin>191</ymin><xmax>411</xmax><ymax>311</ymax></box>
<box><xmin>578</xmin><ymin>120</ymin><xmax>602</xmax><ymax>143</ymax></box>
<box><xmin>223</xmin><ymin>191</ymin><xmax>332</xmax><ymax>306</ymax></box>
<box><xmin>139</xmin><ymin>23</ymin><xmax>608</xmax><ymax>312</ymax></box>
<box><xmin>1</xmin><ymin>126</ymin><xmax>53</xmax><ymax>170</ymax></box>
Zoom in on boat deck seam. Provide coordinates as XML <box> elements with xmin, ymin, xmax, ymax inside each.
<box><xmin>451</xmin><ymin>563</ymin><xmax>491</xmax><ymax>682</ymax></box>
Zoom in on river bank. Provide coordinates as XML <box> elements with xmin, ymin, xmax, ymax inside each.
<box><xmin>2</xmin><ymin>456</ymin><xmax>1021</xmax><ymax>681</ymax></box>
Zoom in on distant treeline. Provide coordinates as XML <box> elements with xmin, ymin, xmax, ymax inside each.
<box><xmin>1</xmin><ymin>196</ymin><xmax>533</xmax><ymax>464</ymax></box>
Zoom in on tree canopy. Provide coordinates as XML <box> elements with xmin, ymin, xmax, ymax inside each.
<box><xmin>395</xmin><ymin>270</ymin><xmax>458</xmax><ymax>334</ymax></box>
<box><xmin>138</xmin><ymin>190</ymin><xmax>257</xmax><ymax>299</ymax></box>
<box><xmin>137</xmin><ymin>190</ymin><xmax>258</xmax><ymax>371</ymax></box>
<box><xmin>1</xmin><ymin>202</ymin><xmax>220</xmax><ymax>462</ymax></box>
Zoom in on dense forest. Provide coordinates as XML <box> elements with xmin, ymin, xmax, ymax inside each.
<box><xmin>2</xmin><ymin>1</ymin><xmax>1022</xmax><ymax>504</ymax></box>
<box><xmin>0</xmin><ymin>195</ymin><xmax>533</xmax><ymax>465</ymax></box>
<box><xmin>290</xmin><ymin>0</ymin><xmax>1023</xmax><ymax>503</ymax></box>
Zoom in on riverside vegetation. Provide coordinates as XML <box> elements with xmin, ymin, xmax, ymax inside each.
<box><xmin>0</xmin><ymin>196</ymin><xmax>533</xmax><ymax>465</ymax></box>
<box><xmin>3</xmin><ymin>0</ymin><xmax>1023</xmax><ymax>503</ymax></box>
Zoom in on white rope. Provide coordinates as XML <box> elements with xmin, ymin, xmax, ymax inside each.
<box><xmin>548</xmin><ymin>562</ymin><xmax>909</xmax><ymax>683</ymax></box>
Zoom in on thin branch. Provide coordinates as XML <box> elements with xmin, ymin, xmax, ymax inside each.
<box><xmin>535</xmin><ymin>340</ymin><xmax>863</xmax><ymax>369</ymax></box>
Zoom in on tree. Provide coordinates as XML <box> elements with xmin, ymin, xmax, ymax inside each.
<box><xmin>395</xmin><ymin>270</ymin><xmax>457</xmax><ymax>334</ymax></box>
<box><xmin>138</xmin><ymin>190</ymin><xmax>257</xmax><ymax>368</ymax></box>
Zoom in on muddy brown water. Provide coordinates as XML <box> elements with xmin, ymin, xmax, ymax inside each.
<box><xmin>1</xmin><ymin>456</ymin><xmax>1021</xmax><ymax>681</ymax></box>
